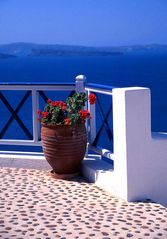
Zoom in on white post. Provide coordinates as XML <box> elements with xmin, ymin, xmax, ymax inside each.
<box><xmin>87</xmin><ymin>89</ymin><xmax>96</xmax><ymax>144</ymax></box>
<box><xmin>75</xmin><ymin>75</ymin><xmax>89</xmax><ymax>156</ymax></box>
<box><xmin>112</xmin><ymin>87</ymin><xmax>152</xmax><ymax>201</ymax></box>
<box><xmin>32</xmin><ymin>89</ymin><xmax>40</xmax><ymax>143</ymax></box>
<box><xmin>75</xmin><ymin>75</ymin><xmax>86</xmax><ymax>93</ymax></box>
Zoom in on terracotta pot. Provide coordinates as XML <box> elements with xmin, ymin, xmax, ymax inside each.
<box><xmin>41</xmin><ymin>123</ymin><xmax>87</xmax><ymax>175</ymax></box>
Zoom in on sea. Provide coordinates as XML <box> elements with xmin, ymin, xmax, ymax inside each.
<box><xmin>0</xmin><ymin>53</ymin><xmax>167</xmax><ymax>151</ymax></box>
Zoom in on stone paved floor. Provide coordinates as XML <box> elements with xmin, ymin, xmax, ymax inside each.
<box><xmin>0</xmin><ymin>167</ymin><xmax>167</xmax><ymax>239</ymax></box>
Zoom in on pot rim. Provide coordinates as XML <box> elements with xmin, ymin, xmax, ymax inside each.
<box><xmin>41</xmin><ymin>122</ymin><xmax>86</xmax><ymax>129</ymax></box>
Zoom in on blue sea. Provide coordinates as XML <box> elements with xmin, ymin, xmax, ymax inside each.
<box><xmin>0</xmin><ymin>53</ymin><xmax>167</xmax><ymax>151</ymax></box>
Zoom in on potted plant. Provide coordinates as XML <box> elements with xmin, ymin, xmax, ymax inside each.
<box><xmin>37</xmin><ymin>92</ymin><xmax>96</xmax><ymax>179</ymax></box>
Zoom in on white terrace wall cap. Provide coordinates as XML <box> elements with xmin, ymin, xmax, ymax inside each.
<box><xmin>113</xmin><ymin>87</ymin><xmax>150</xmax><ymax>92</ymax></box>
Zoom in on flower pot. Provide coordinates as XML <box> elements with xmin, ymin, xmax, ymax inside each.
<box><xmin>41</xmin><ymin>123</ymin><xmax>87</xmax><ymax>177</ymax></box>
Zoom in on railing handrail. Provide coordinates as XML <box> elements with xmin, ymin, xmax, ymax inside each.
<box><xmin>0</xmin><ymin>84</ymin><xmax>75</xmax><ymax>91</ymax></box>
<box><xmin>0</xmin><ymin>82</ymin><xmax>75</xmax><ymax>86</ymax></box>
<box><xmin>85</xmin><ymin>83</ymin><xmax>114</xmax><ymax>95</ymax></box>
<box><xmin>86</xmin><ymin>83</ymin><xmax>115</xmax><ymax>91</ymax></box>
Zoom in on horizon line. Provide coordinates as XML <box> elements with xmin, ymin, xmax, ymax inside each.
<box><xmin>0</xmin><ymin>42</ymin><xmax>167</xmax><ymax>48</ymax></box>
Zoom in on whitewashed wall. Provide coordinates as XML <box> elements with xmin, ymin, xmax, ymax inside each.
<box><xmin>83</xmin><ymin>86</ymin><xmax>167</xmax><ymax>207</ymax></box>
<box><xmin>112</xmin><ymin>87</ymin><xmax>167</xmax><ymax>206</ymax></box>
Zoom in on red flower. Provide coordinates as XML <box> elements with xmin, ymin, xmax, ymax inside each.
<box><xmin>88</xmin><ymin>93</ymin><xmax>96</xmax><ymax>104</ymax></box>
<box><xmin>42</xmin><ymin>111</ymin><xmax>49</xmax><ymax>118</ymax></box>
<box><xmin>59</xmin><ymin>101</ymin><xmax>67</xmax><ymax>110</ymax></box>
<box><xmin>37</xmin><ymin>109</ymin><xmax>41</xmax><ymax>114</ymax></box>
<box><xmin>47</xmin><ymin>99</ymin><xmax>52</xmax><ymax>103</ymax></box>
<box><xmin>37</xmin><ymin>92</ymin><xmax>91</xmax><ymax>125</ymax></box>
<box><xmin>51</xmin><ymin>101</ymin><xmax>66</xmax><ymax>109</ymax></box>
<box><xmin>51</xmin><ymin>101</ymin><xmax>58</xmax><ymax>107</ymax></box>
<box><xmin>64</xmin><ymin>118</ymin><xmax>71</xmax><ymax>125</ymax></box>
<box><xmin>79</xmin><ymin>110</ymin><xmax>90</xmax><ymax>120</ymax></box>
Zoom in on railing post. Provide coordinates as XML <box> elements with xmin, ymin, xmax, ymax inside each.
<box><xmin>87</xmin><ymin>89</ymin><xmax>96</xmax><ymax>144</ymax></box>
<box><xmin>32</xmin><ymin>89</ymin><xmax>40</xmax><ymax>143</ymax></box>
<box><xmin>75</xmin><ymin>75</ymin><xmax>86</xmax><ymax>93</ymax></box>
<box><xmin>75</xmin><ymin>75</ymin><xmax>96</xmax><ymax>143</ymax></box>
<box><xmin>75</xmin><ymin>75</ymin><xmax>89</xmax><ymax>155</ymax></box>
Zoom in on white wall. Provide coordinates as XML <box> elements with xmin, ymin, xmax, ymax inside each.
<box><xmin>112</xmin><ymin>87</ymin><xmax>167</xmax><ymax>206</ymax></box>
<box><xmin>150</xmin><ymin>133</ymin><xmax>167</xmax><ymax>206</ymax></box>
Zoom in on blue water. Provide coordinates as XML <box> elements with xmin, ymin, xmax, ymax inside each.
<box><xmin>0</xmin><ymin>53</ymin><xmax>167</xmax><ymax>151</ymax></box>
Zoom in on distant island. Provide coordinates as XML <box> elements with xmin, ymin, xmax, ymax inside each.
<box><xmin>0</xmin><ymin>52</ymin><xmax>17</xmax><ymax>59</ymax></box>
<box><xmin>0</xmin><ymin>42</ymin><xmax>123</xmax><ymax>57</ymax></box>
<box><xmin>0</xmin><ymin>42</ymin><xmax>167</xmax><ymax>58</ymax></box>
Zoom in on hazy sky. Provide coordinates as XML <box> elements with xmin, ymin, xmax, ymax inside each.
<box><xmin>0</xmin><ymin>0</ymin><xmax>167</xmax><ymax>46</ymax></box>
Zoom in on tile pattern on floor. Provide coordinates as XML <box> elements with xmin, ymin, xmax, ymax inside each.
<box><xmin>0</xmin><ymin>167</ymin><xmax>167</xmax><ymax>239</ymax></box>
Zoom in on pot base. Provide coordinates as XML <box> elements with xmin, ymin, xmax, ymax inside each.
<box><xmin>48</xmin><ymin>170</ymin><xmax>79</xmax><ymax>180</ymax></box>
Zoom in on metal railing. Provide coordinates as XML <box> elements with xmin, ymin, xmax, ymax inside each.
<box><xmin>0</xmin><ymin>76</ymin><xmax>114</xmax><ymax>161</ymax></box>
<box><xmin>0</xmin><ymin>82</ymin><xmax>75</xmax><ymax>146</ymax></box>
<box><xmin>85</xmin><ymin>83</ymin><xmax>114</xmax><ymax>160</ymax></box>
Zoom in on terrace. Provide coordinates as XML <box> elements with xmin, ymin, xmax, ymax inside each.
<box><xmin>0</xmin><ymin>75</ymin><xmax>167</xmax><ymax>238</ymax></box>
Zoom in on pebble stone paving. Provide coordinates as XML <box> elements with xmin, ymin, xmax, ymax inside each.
<box><xmin>0</xmin><ymin>167</ymin><xmax>167</xmax><ymax>239</ymax></box>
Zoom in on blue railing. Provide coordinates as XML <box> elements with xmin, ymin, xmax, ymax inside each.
<box><xmin>85</xmin><ymin>83</ymin><xmax>114</xmax><ymax>160</ymax></box>
<box><xmin>86</xmin><ymin>83</ymin><xmax>115</xmax><ymax>91</ymax></box>
<box><xmin>0</xmin><ymin>77</ymin><xmax>114</xmax><ymax>160</ymax></box>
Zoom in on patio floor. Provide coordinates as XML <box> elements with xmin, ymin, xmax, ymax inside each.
<box><xmin>0</xmin><ymin>167</ymin><xmax>167</xmax><ymax>239</ymax></box>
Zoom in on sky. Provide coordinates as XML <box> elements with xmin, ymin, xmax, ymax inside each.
<box><xmin>0</xmin><ymin>0</ymin><xmax>167</xmax><ymax>46</ymax></box>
